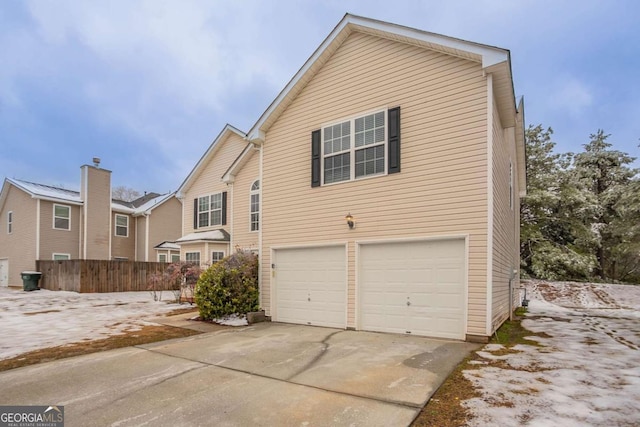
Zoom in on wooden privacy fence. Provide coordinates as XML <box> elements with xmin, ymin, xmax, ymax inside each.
<box><xmin>36</xmin><ymin>260</ymin><xmax>175</xmax><ymax>293</ymax></box>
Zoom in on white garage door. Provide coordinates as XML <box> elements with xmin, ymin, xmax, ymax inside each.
<box><xmin>359</xmin><ymin>239</ymin><xmax>466</xmax><ymax>339</ymax></box>
<box><xmin>274</xmin><ymin>246</ymin><xmax>346</xmax><ymax>328</ymax></box>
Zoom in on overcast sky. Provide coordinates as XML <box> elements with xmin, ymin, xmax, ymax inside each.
<box><xmin>1</xmin><ymin>1</ymin><xmax>638</xmax><ymax>194</ymax></box>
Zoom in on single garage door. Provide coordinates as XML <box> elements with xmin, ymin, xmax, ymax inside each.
<box><xmin>359</xmin><ymin>239</ymin><xmax>466</xmax><ymax>339</ymax></box>
<box><xmin>274</xmin><ymin>246</ymin><xmax>346</xmax><ymax>328</ymax></box>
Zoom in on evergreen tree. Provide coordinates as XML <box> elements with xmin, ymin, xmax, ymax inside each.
<box><xmin>572</xmin><ymin>130</ymin><xmax>638</xmax><ymax>281</ymax></box>
<box><xmin>520</xmin><ymin>125</ymin><xmax>595</xmax><ymax>280</ymax></box>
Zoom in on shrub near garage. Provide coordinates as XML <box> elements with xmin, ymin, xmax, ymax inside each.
<box><xmin>194</xmin><ymin>250</ymin><xmax>260</xmax><ymax>320</ymax></box>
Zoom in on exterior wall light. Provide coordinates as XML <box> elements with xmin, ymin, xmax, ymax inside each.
<box><xmin>345</xmin><ymin>213</ymin><xmax>355</xmax><ymax>229</ymax></box>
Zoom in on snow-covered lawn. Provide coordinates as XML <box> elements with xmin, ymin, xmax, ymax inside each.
<box><xmin>464</xmin><ymin>280</ymin><xmax>640</xmax><ymax>426</ymax></box>
<box><xmin>0</xmin><ymin>287</ymin><xmax>182</xmax><ymax>360</ymax></box>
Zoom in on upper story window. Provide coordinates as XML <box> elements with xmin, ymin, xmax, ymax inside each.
<box><xmin>197</xmin><ymin>193</ymin><xmax>223</xmax><ymax>228</ymax></box>
<box><xmin>311</xmin><ymin>107</ymin><xmax>400</xmax><ymax>187</ymax></box>
<box><xmin>115</xmin><ymin>214</ymin><xmax>129</xmax><ymax>237</ymax></box>
<box><xmin>53</xmin><ymin>204</ymin><xmax>70</xmax><ymax>230</ymax></box>
<box><xmin>250</xmin><ymin>180</ymin><xmax>260</xmax><ymax>232</ymax></box>
<box><xmin>7</xmin><ymin>211</ymin><xmax>12</xmax><ymax>234</ymax></box>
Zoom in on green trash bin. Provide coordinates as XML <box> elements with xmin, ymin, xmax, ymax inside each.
<box><xmin>21</xmin><ymin>271</ymin><xmax>42</xmax><ymax>291</ymax></box>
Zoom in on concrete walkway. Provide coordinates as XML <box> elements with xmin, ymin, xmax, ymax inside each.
<box><xmin>0</xmin><ymin>322</ymin><xmax>478</xmax><ymax>426</ymax></box>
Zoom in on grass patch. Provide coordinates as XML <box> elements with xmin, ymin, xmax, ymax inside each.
<box><xmin>0</xmin><ymin>325</ymin><xmax>201</xmax><ymax>373</ymax></box>
<box><xmin>412</xmin><ymin>312</ymin><xmax>548</xmax><ymax>427</ymax></box>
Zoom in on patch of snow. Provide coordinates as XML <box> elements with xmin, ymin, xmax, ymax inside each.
<box><xmin>0</xmin><ymin>288</ymin><xmax>181</xmax><ymax>360</ymax></box>
<box><xmin>463</xmin><ymin>281</ymin><xmax>640</xmax><ymax>426</ymax></box>
<box><xmin>213</xmin><ymin>314</ymin><xmax>248</xmax><ymax>326</ymax></box>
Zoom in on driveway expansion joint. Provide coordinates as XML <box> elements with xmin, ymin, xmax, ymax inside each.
<box><xmin>137</xmin><ymin>342</ymin><xmax>424</xmax><ymax>410</ymax></box>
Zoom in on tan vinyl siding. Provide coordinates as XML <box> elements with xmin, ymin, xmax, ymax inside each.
<box><xmin>261</xmin><ymin>32</ymin><xmax>489</xmax><ymax>334</ymax></box>
<box><xmin>82</xmin><ymin>166</ymin><xmax>111</xmax><ymax>259</ymax></box>
<box><xmin>111</xmin><ymin>213</ymin><xmax>135</xmax><ymax>260</ymax></box>
<box><xmin>491</xmin><ymin>98</ymin><xmax>520</xmax><ymax>332</ymax></box>
<box><xmin>135</xmin><ymin>216</ymin><xmax>146</xmax><ymax>261</ymax></box>
<box><xmin>231</xmin><ymin>152</ymin><xmax>260</xmax><ymax>251</ymax></box>
<box><xmin>0</xmin><ymin>186</ymin><xmax>38</xmax><ymax>285</ymax></box>
<box><xmin>183</xmin><ymin>133</ymin><xmax>246</xmax><ymax>235</ymax></box>
<box><xmin>180</xmin><ymin>242</ymin><xmax>229</xmax><ymax>266</ymax></box>
<box><xmin>39</xmin><ymin>201</ymin><xmax>81</xmax><ymax>260</ymax></box>
<box><xmin>146</xmin><ymin>197</ymin><xmax>182</xmax><ymax>261</ymax></box>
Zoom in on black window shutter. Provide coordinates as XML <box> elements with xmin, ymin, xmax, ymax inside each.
<box><xmin>311</xmin><ymin>129</ymin><xmax>321</xmax><ymax>187</ymax></box>
<box><xmin>388</xmin><ymin>107</ymin><xmax>401</xmax><ymax>174</ymax></box>
<box><xmin>221</xmin><ymin>191</ymin><xmax>227</xmax><ymax>225</ymax></box>
<box><xmin>193</xmin><ymin>198</ymin><xmax>198</xmax><ymax>229</ymax></box>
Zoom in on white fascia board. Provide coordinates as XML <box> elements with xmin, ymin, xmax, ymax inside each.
<box><xmin>177</xmin><ymin>124</ymin><xmax>246</xmax><ymax>196</ymax></box>
<box><xmin>247</xmin><ymin>14</ymin><xmax>509</xmax><ymax>141</ymax></box>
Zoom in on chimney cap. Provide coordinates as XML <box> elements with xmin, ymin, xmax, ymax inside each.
<box><xmin>92</xmin><ymin>157</ymin><xmax>101</xmax><ymax>167</ymax></box>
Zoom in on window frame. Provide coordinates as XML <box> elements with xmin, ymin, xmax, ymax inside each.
<box><xmin>53</xmin><ymin>204</ymin><xmax>71</xmax><ymax>231</ymax></box>
<box><xmin>211</xmin><ymin>251</ymin><xmax>224</xmax><ymax>264</ymax></box>
<box><xmin>509</xmin><ymin>161</ymin><xmax>514</xmax><ymax>210</ymax></box>
<box><xmin>52</xmin><ymin>253</ymin><xmax>70</xmax><ymax>261</ymax></box>
<box><xmin>250</xmin><ymin>180</ymin><xmax>260</xmax><ymax>232</ymax></box>
<box><xmin>171</xmin><ymin>253</ymin><xmax>180</xmax><ymax>263</ymax></box>
<box><xmin>7</xmin><ymin>211</ymin><xmax>12</xmax><ymax>234</ymax></box>
<box><xmin>197</xmin><ymin>193</ymin><xmax>223</xmax><ymax>228</ymax></box>
<box><xmin>185</xmin><ymin>251</ymin><xmax>201</xmax><ymax>265</ymax></box>
<box><xmin>158</xmin><ymin>253</ymin><xmax>167</xmax><ymax>263</ymax></box>
<box><xmin>115</xmin><ymin>214</ymin><xmax>129</xmax><ymax>237</ymax></box>
<box><xmin>321</xmin><ymin>108</ymin><xmax>388</xmax><ymax>186</ymax></box>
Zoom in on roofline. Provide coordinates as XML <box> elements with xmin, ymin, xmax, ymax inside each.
<box><xmin>222</xmin><ymin>143</ymin><xmax>257</xmax><ymax>183</ymax></box>
<box><xmin>177</xmin><ymin>124</ymin><xmax>246</xmax><ymax>196</ymax></box>
<box><xmin>247</xmin><ymin>13</ymin><xmax>510</xmax><ymax>141</ymax></box>
<box><xmin>5</xmin><ymin>178</ymin><xmax>83</xmax><ymax>206</ymax></box>
<box><xmin>131</xmin><ymin>192</ymin><xmax>178</xmax><ymax>216</ymax></box>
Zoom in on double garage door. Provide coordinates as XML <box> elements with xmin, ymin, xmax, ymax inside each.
<box><xmin>273</xmin><ymin>239</ymin><xmax>466</xmax><ymax>339</ymax></box>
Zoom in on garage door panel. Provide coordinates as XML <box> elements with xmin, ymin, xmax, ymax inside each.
<box><xmin>359</xmin><ymin>239</ymin><xmax>465</xmax><ymax>339</ymax></box>
<box><xmin>275</xmin><ymin>246</ymin><xmax>346</xmax><ymax>329</ymax></box>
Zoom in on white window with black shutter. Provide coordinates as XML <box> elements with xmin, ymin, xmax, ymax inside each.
<box><xmin>193</xmin><ymin>191</ymin><xmax>227</xmax><ymax>229</ymax></box>
<box><xmin>312</xmin><ymin>107</ymin><xmax>400</xmax><ymax>187</ymax></box>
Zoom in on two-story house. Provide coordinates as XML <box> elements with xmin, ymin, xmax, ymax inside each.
<box><xmin>0</xmin><ymin>161</ymin><xmax>182</xmax><ymax>287</ymax></box>
<box><xmin>175</xmin><ymin>14</ymin><xmax>525</xmax><ymax>342</ymax></box>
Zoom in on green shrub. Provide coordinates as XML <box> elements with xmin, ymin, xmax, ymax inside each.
<box><xmin>194</xmin><ymin>251</ymin><xmax>259</xmax><ymax>320</ymax></box>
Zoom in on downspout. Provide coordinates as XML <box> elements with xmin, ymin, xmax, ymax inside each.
<box><xmin>35</xmin><ymin>199</ymin><xmax>40</xmax><ymax>261</ymax></box>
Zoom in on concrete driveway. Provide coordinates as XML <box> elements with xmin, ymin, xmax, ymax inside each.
<box><xmin>0</xmin><ymin>322</ymin><xmax>478</xmax><ymax>426</ymax></box>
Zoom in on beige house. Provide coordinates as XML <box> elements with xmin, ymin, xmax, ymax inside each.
<box><xmin>177</xmin><ymin>14</ymin><xmax>525</xmax><ymax>342</ymax></box>
<box><xmin>0</xmin><ymin>163</ymin><xmax>182</xmax><ymax>287</ymax></box>
<box><xmin>176</xmin><ymin>124</ymin><xmax>260</xmax><ymax>265</ymax></box>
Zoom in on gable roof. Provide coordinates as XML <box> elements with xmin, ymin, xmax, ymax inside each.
<box><xmin>247</xmin><ymin>13</ymin><xmax>516</xmax><ymax>142</ymax></box>
<box><xmin>177</xmin><ymin>124</ymin><xmax>246</xmax><ymax>196</ymax></box>
<box><xmin>174</xmin><ymin>229</ymin><xmax>230</xmax><ymax>244</ymax></box>
<box><xmin>221</xmin><ymin>143</ymin><xmax>259</xmax><ymax>183</ymax></box>
<box><xmin>2</xmin><ymin>177</ymin><xmax>176</xmax><ymax>215</ymax></box>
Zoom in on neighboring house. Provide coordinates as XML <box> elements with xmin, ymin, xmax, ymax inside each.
<box><xmin>177</xmin><ymin>14</ymin><xmax>526</xmax><ymax>342</ymax></box>
<box><xmin>175</xmin><ymin>125</ymin><xmax>260</xmax><ymax>265</ymax></box>
<box><xmin>0</xmin><ymin>162</ymin><xmax>182</xmax><ymax>287</ymax></box>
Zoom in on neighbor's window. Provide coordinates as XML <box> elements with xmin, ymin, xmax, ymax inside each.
<box><xmin>7</xmin><ymin>211</ymin><xmax>12</xmax><ymax>234</ymax></box>
<box><xmin>250</xmin><ymin>180</ymin><xmax>260</xmax><ymax>232</ymax></box>
<box><xmin>211</xmin><ymin>251</ymin><xmax>224</xmax><ymax>264</ymax></box>
<box><xmin>53</xmin><ymin>204</ymin><xmax>70</xmax><ymax>230</ymax></box>
<box><xmin>198</xmin><ymin>193</ymin><xmax>222</xmax><ymax>227</ymax></box>
<box><xmin>323</xmin><ymin>110</ymin><xmax>386</xmax><ymax>184</ymax></box>
<box><xmin>158</xmin><ymin>254</ymin><xmax>167</xmax><ymax>263</ymax></box>
<box><xmin>171</xmin><ymin>253</ymin><xmax>180</xmax><ymax>263</ymax></box>
<box><xmin>185</xmin><ymin>252</ymin><xmax>200</xmax><ymax>264</ymax></box>
<box><xmin>115</xmin><ymin>214</ymin><xmax>129</xmax><ymax>237</ymax></box>
<box><xmin>53</xmin><ymin>253</ymin><xmax>70</xmax><ymax>260</ymax></box>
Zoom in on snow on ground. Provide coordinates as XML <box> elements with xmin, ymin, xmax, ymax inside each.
<box><xmin>464</xmin><ymin>280</ymin><xmax>640</xmax><ymax>427</ymax></box>
<box><xmin>0</xmin><ymin>287</ymin><xmax>182</xmax><ymax>360</ymax></box>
